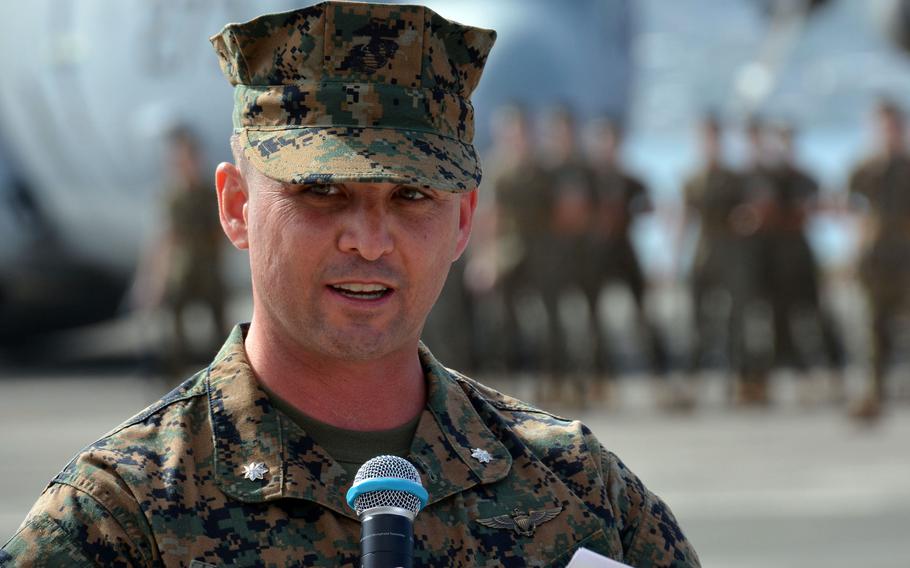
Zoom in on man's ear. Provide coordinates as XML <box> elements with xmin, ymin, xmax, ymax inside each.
<box><xmin>215</xmin><ymin>162</ymin><xmax>250</xmax><ymax>250</ymax></box>
<box><xmin>452</xmin><ymin>188</ymin><xmax>479</xmax><ymax>261</ymax></box>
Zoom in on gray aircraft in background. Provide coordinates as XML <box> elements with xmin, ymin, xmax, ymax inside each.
<box><xmin>0</xmin><ymin>0</ymin><xmax>632</xmax><ymax>343</ymax></box>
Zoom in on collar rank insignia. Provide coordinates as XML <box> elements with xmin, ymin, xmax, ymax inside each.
<box><xmin>476</xmin><ymin>506</ymin><xmax>563</xmax><ymax>537</ymax></box>
<box><xmin>241</xmin><ymin>461</ymin><xmax>268</xmax><ymax>482</ymax></box>
<box><xmin>471</xmin><ymin>447</ymin><xmax>492</xmax><ymax>464</ymax></box>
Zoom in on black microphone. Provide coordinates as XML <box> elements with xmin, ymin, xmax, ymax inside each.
<box><xmin>345</xmin><ymin>455</ymin><xmax>428</xmax><ymax>568</ymax></box>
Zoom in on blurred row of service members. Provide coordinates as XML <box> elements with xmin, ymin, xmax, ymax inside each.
<box><xmin>146</xmin><ymin>101</ymin><xmax>909</xmax><ymax>423</ymax></box>
<box><xmin>422</xmin><ymin>100</ymin><xmax>910</xmax><ymax>422</ymax></box>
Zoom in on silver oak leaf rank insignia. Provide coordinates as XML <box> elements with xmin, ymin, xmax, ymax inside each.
<box><xmin>241</xmin><ymin>462</ymin><xmax>268</xmax><ymax>481</ymax></box>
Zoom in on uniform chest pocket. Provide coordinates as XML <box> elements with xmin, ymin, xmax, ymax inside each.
<box><xmin>414</xmin><ymin>505</ymin><xmax>615</xmax><ymax>567</ymax></box>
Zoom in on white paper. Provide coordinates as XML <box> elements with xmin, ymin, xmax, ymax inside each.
<box><xmin>565</xmin><ymin>547</ymin><xmax>632</xmax><ymax>568</ymax></box>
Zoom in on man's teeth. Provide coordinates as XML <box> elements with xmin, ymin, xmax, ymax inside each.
<box><xmin>331</xmin><ymin>283</ymin><xmax>390</xmax><ymax>298</ymax></box>
<box><xmin>333</xmin><ymin>283</ymin><xmax>388</xmax><ymax>293</ymax></box>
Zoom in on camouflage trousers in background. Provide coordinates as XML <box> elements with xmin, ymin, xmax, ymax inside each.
<box><xmin>163</xmin><ymin>264</ymin><xmax>227</xmax><ymax>375</ymax></box>
<box><xmin>757</xmin><ymin>232</ymin><xmax>844</xmax><ymax>373</ymax></box>
<box><xmin>580</xmin><ymin>237</ymin><xmax>669</xmax><ymax>379</ymax></box>
<box><xmin>859</xmin><ymin>239</ymin><xmax>910</xmax><ymax>402</ymax></box>
<box><xmin>422</xmin><ymin>258</ymin><xmax>477</xmax><ymax>373</ymax></box>
<box><xmin>494</xmin><ymin>236</ymin><xmax>574</xmax><ymax>378</ymax></box>
<box><xmin>688</xmin><ymin>236</ymin><xmax>768</xmax><ymax>394</ymax></box>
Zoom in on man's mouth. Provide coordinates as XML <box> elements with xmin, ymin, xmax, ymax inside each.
<box><xmin>328</xmin><ymin>283</ymin><xmax>392</xmax><ymax>300</ymax></box>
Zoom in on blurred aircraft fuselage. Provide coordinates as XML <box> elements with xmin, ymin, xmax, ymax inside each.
<box><xmin>0</xmin><ymin>0</ymin><xmax>632</xmax><ymax>343</ymax></box>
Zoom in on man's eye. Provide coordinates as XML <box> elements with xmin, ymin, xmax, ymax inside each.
<box><xmin>398</xmin><ymin>187</ymin><xmax>428</xmax><ymax>201</ymax></box>
<box><xmin>304</xmin><ymin>184</ymin><xmax>341</xmax><ymax>197</ymax></box>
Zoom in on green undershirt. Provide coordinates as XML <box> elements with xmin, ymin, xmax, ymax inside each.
<box><xmin>260</xmin><ymin>383</ymin><xmax>421</xmax><ymax>478</ymax></box>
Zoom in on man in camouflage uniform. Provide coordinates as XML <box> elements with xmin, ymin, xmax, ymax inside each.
<box><xmin>758</xmin><ymin>123</ymin><xmax>844</xmax><ymax>391</ymax></box>
<box><xmin>129</xmin><ymin>125</ymin><xmax>227</xmax><ymax>377</ymax></box>
<box><xmin>684</xmin><ymin>115</ymin><xmax>765</xmax><ymax>403</ymax></box>
<box><xmin>584</xmin><ymin>118</ymin><xmax>668</xmax><ymax>395</ymax></box>
<box><xmin>848</xmin><ymin>99</ymin><xmax>910</xmax><ymax>421</ymax></box>
<box><xmin>540</xmin><ymin>105</ymin><xmax>597</xmax><ymax>400</ymax></box>
<box><xmin>1</xmin><ymin>3</ymin><xmax>700</xmax><ymax>566</ymax></box>
<box><xmin>160</xmin><ymin>125</ymin><xmax>227</xmax><ymax>371</ymax></box>
<box><xmin>486</xmin><ymin>104</ymin><xmax>554</xmax><ymax>374</ymax></box>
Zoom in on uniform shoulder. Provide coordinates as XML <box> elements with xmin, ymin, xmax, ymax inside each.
<box><xmin>448</xmin><ymin>370</ymin><xmax>603</xmax><ymax>460</ymax></box>
<box><xmin>447</xmin><ymin>368</ymin><xmax>564</xmax><ymax>417</ymax></box>
<box><xmin>54</xmin><ymin>369</ymin><xmax>209</xmax><ymax>486</ymax></box>
<box><xmin>6</xmin><ymin>372</ymin><xmax>210</xmax><ymax>567</ymax></box>
<box><xmin>103</xmin><ymin>370</ymin><xmax>208</xmax><ymax>439</ymax></box>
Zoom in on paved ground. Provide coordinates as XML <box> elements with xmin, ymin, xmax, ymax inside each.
<box><xmin>1</xmin><ymin>362</ymin><xmax>907</xmax><ymax>567</ymax></box>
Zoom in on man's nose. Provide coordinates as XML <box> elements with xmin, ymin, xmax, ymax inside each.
<box><xmin>337</xmin><ymin>202</ymin><xmax>394</xmax><ymax>261</ymax></box>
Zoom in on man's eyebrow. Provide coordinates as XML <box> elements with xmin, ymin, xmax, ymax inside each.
<box><xmin>281</xmin><ymin>182</ymin><xmax>331</xmax><ymax>193</ymax></box>
<box><xmin>396</xmin><ymin>184</ymin><xmax>444</xmax><ymax>194</ymax></box>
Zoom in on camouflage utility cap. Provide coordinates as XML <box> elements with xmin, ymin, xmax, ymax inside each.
<box><xmin>210</xmin><ymin>1</ymin><xmax>496</xmax><ymax>191</ymax></box>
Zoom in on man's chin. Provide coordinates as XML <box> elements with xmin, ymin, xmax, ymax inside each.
<box><xmin>319</xmin><ymin>327</ymin><xmax>412</xmax><ymax>362</ymax></box>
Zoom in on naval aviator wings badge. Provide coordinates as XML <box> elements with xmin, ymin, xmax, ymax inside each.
<box><xmin>476</xmin><ymin>506</ymin><xmax>563</xmax><ymax>537</ymax></box>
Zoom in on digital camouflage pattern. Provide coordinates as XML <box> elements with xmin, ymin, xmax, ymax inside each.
<box><xmin>683</xmin><ymin>164</ymin><xmax>759</xmax><ymax>303</ymax></box>
<box><xmin>487</xmin><ymin>154</ymin><xmax>556</xmax><ymax>372</ymax></box>
<box><xmin>848</xmin><ymin>154</ymin><xmax>910</xmax><ymax>247</ymax></box>
<box><xmin>164</xmin><ymin>180</ymin><xmax>225</xmax><ymax>304</ymax></box>
<box><xmin>1</xmin><ymin>325</ymin><xmax>700</xmax><ymax>567</ymax></box>
<box><xmin>848</xmin><ymin>154</ymin><xmax>910</xmax><ymax>401</ymax></box>
<box><xmin>209</xmin><ymin>1</ymin><xmax>496</xmax><ymax>191</ymax></box>
<box><xmin>585</xmin><ymin>165</ymin><xmax>648</xmax><ymax>294</ymax></box>
<box><xmin>756</xmin><ymin>164</ymin><xmax>844</xmax><ymax>373</ymax></box>
<box><xmin>683</xmin><ymin>164</ymin><xmax>762</xmax><ymax>383</ymax></box>
<box><xmin>584</xmin><ymin>166</ymin><xmax>667</xmax><ymax>377</ymax></box>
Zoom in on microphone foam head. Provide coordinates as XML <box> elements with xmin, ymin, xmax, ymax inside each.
<box><xmin>348</xmin><ymin>455</ymin><xmax>427</xmax><ymax>516</ymax></box>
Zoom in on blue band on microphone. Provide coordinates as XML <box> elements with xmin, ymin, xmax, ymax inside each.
<box><xmin>345</xmin><ymin>477</ymin><xmax>429</xmax><ymax>510</ymax></box>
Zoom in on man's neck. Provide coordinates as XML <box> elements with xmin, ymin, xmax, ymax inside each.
<box><xmin>243</xmin><ymin>321</ymin><xmax>426</xmax><ymax>432</ymax></box>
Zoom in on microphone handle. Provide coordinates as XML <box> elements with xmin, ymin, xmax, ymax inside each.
<box><xmin>360</xmin><ymin>512</ymin><xmax>414</xmax><ymax>568</ymax></box>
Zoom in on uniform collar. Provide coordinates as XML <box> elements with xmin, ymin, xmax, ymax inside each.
<box><xmin>207</xmin><ymin>325</ymin><xmax>511</xmax><ymax>518</ymax></box>
<box><xmin>411</xmin><ymin>343</ymin><xmax>512</xmax><ymax>505</ymax></box>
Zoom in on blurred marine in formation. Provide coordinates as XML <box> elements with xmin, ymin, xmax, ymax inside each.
<box><xmin>161</xmin><ymin>126</ymin><xmax>227</xmax><ymax>366</ymax></box>
<box><xmin>540</xmin><ymin>105</ymin><xmax>597</xmax><ymax>402</ymax></box>
<box><xmin>847</xmin><ymin>98</ymin><xmax>910</xmax><ymax>420</ymax></box>
<box><xmin>130</xmin><ymin>125</ymin><xmax>227</xmax><ymax>375</ymax></box>
<box><xmin>585</xmin><ymin>118</ymin><xmax>669</xmax><ymax>398</ymax></box>
<box><xmin>683</xmin><ymin>115</ymin><xmax>767</xmax><ymax>404</ymax></box>
<box><xmin>485</xmin><ymin>104</ymin><xmax>554</xmax><ymax>374</ymax></box>
<box><xmin>757</xmin><ymin>122</ymin><xmax>845</xmax><ymax>398</ymax></box>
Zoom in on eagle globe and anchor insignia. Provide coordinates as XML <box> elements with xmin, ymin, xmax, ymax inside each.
<box><xmin>341</xmin><ymin>18</ymin><xmax>400</xmax><ymax>73</ymax></box>
<box><xmin>476</xmin><ymin>506</ymin><xmax>563</xmax><ymax>537</ymax></box>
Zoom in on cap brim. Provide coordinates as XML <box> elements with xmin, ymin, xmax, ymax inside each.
<box><xmin>241</xmin><ymin>127</ymin><xmax>481</xmax><ymax>192</ymax></box>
